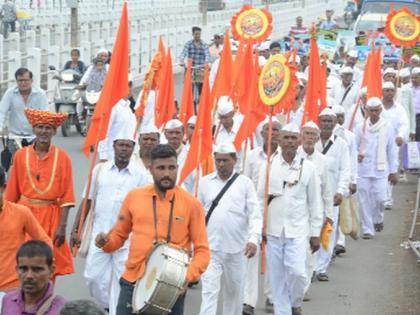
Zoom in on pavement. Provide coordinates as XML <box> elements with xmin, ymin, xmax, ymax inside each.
<box><xmin>50</xmin><ymin>131</ymin><xmax>420</xmax><ymax>315</ymax></box>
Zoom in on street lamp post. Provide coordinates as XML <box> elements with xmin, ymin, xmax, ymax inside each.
<box><xmin>66</xmin><ymin>0</ymin><xmax>78</xmax><ymax>47</ymax></box>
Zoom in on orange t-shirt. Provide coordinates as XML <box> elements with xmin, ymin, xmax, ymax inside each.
<box><xmin>103</xmin><ymin>185</ymin><xmax>210</xmax><ymax>283</ymax></box>
<box><xmin>0</xmin><ymin>201</ymin><xmax>52</xmax><ymax>290</ymax></box>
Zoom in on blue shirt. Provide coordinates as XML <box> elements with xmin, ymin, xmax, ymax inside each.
<box><xmin>320</xmin><ymin>19</ymin><xmax>338</xmax><ymax>31</ymax></box>
<box><xmin>180</xmin><ymin>40</ymin><xmax>210</xmax><ymax>67</ymax></box>
<box><xmin>0</xmin><ymin>86</ymin><xmax>49</xmax><ymax>136</ymax></box>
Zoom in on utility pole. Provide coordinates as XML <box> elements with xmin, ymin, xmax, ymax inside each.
<box><xmin>67</xmin><ymin>0</ymin><xmax>79</xmax><ymax>47</ymax></box>
<box><xmin>201</xmin><ymin>0</ymin><xmax>208</xmax><ymax>26</ymax></box>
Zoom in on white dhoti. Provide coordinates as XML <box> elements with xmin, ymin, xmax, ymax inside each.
<box><xmin>243</xmin><ymin>245</ymin><xmax>260</xmax><ymax>307</ymax></box>
<box><xmin>304</xmin><ymin>245</ymin><xmax>316</xmax><ymax>294</ymax></box>
<box><xmin>266</xmin><ymin>234</ymin><xmax>307</xmax><ymax>315</ymax></box>
<box><xmin>384</xmin><ymin>180</ymin><xmax>394</xmax><ymax>208</ymax></box>
<box><xmin>357</xmin><ymin>177</ymin><xmax>388</xmax><ymax>235</ymax></box>
<box><xmin>84</xmin><ymin>240</ymin><xmax>129</xmax><ymax>314</ymax></box>
<box><xmin>336</xmin><ymin>226</ymin><xmax>346</xmax><ymax>247</ymax></box>
<box><xmin>199</xmin><ymin>250</ymin><xmax>246</xmax><ymax>315</ymax></box>
<box><xmin>315</xmin><ymin>206</ymin><xmax>339</xmax><ymax>275</ymax></box>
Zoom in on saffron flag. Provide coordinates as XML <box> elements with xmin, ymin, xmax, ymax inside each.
<box><xmin>301</xmin><ymin>33</ymin><xmax>322</xmax><ymax>126</ymax></box>
<box><xmin>233</xmin><ymin>51</ymin><xmax>266</xmax><ymax>151</ymax></box>
<box><xmin>82</xmin><ymin>2</ymin><xmax>129</xmax><ymax>156</ymax></box>
<box><xmin>179</xmin><ymin>66</ymin><xmax>213</xmax><ymax>185</ymax></box>
<box><xmin>179</xmin><ymin>59</ymin><xmax>194</xmax><ymax>128</ymax></box>
<box><xmin>155</xmin><ymin>49</ymin><xmax>176</xmax><ymax>128</ymax></box>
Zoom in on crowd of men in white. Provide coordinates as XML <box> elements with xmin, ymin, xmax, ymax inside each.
<box><xmin>32</xmin><ymin>38</ymin><xmax>414</xmax><ymax>315</ymax></box>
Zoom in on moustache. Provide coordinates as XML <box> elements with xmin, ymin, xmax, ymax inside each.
<box><xmin>23</xmin><ymin>280</ymin><xmax>36</xmax><ymax>286</ymax></box>
<box><xmin>160</xmin><ymin>177</ymin><xmax>174</xmax><ymax>183</ymax></box>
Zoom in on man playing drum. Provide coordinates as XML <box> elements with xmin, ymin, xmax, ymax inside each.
<box><xmin>95</xmin><ymin>144</ymin><xmax>210</xmax><ymax>315</ymax></box>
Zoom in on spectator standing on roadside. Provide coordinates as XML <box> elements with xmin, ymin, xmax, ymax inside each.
<box><xmin>289</xmin><ymin>16</ymin><xmax>308</xmax><ymax>37</ymax></box>
<box><xmin>1</xmin><ymin>0</ymin><xmax>17</xmax><ymax>37</ymax></box>
<box><xmin>319</xmin><ymin>9</ymin><xmax>338</xmax><ymax>31</ymax></box>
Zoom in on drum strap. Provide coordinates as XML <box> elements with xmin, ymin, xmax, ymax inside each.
<box><xmin>152</xmin><ymin>195</ymin><xmax>176</xmax><ymax>244</ymax></box>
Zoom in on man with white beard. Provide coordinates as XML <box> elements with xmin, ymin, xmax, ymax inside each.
<box><xmin>297</xmin><ymin>121</ymin><xmax>333</xmax><ymax>297</ymax></box>
<box><xmin>314</xmin><ymin>108</ymin><xmax>350</xmax><ymax>282</ymax></box>
<box><xmin>355</xmin><ymin>97</ymin><xmax>398</xmax><ymax>238</ymax></box>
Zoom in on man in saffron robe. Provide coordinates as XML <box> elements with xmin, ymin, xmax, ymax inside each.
<box><xmin>5</xmin><ymin>108</ymin><xmax>76</xmax><ymax>277</ymax></box>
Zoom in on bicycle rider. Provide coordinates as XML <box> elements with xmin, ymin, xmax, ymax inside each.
<box><xmin>179</xmin><ymin>26</ymin><xmax>211</xmax><ymax>112</ymax></box>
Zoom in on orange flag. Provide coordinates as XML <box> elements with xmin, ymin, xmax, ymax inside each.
<box><xmin>361</xmin><ymin>45</ymin><xmax>382</xmax><ymax>99</ymax></box>
<box><xmin>232</xmin><ymin>40</ymin><xmax>254</xmax><ymax>114</ymax></box>
<box><xmin>155</xmin><ymin>49</ymin><xmax>176</xmax><ymax>128</ymax></box>
<box><xmin>179</xmin><ymin>59</ymin><xmax>194</xmax><ymax>128</ymax></box>
<box><xmin>233</xmin><ymin>51</ymin><xmax>266</xmax><ymax>151</ymax></box>
<box><xmin>301</xmin><ymin>32</ymin><xmax>322</xmax><ymax>126</ymax></box>
<box><xmin>179</xmin><ymin>66</ymin><xmax>213</xmax><ymax>185</ymax></box>
<box><xmin>211</xmin><ymin>31</ymin><xmax>234</xmax><ymax>104</ymax></box>
<box><xmin>82</xmin><ymin>2</ymin><xmax>129</xmax><ymax>156</ymax></box>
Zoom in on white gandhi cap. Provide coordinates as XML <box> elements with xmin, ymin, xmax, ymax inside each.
<box><xmin>366</xmin><ymin>97</ymin><xmax>382</xmax><ymax>108</ymax></box>
<box><xmin>412</xmin><ymin>67</ymin><xmax>420</xmax><ymax>75</ymax></box>
<box><xmin>217</xmin><ymin>96</ymin><xmax>234</xmax><ymax>115</ymax></box>
<box><xmin>382</xmin><ymin>81</ymin><xmax>395</xmax><ymax>89</ymax></box>
<box><xmin>214</xmin><ymin>142</ymin><xmax>237</xmax><ymax>155</ymax></box>
<box><xmin>319</xmin><ymin>107</ymin><xmax>337</xmax><ymax>117</ymax></box>
<box><xmin>400</xmin><ymin>68</ymin><xmax>411</xmax><ymax>78</ymax></box>
<box><xmin>140</xmin><ymin>124</ymin><xmax>159</xmax><ymax>134</ymax></box>
<box><xmin>302</xmin><ymin>121</ymin><xmax>319</xmax><ymax>131</ymax></box>
<box><xmin>187</xmin><ymin>115</ymin><xmax>197</xmax><ymax>125</ymax></box>
<box><xmin>282</xmin><ymin>123</ymin><xmax>300</xmax><ymax>134</ymax></box>
<box><xmin>164</xmin><ymin>119</ymin><xmax>183</xmax><ymax>130</ymax></box>
<box><xmin>332</xmin><ymin>105</ymin><xmax>345</xmax><ymax>115</ymax></box>
<box><xmin>340</xmin><ymin>66</ymin><xmax>354</xmax><ymax>75</ymax></box>
<box><xmin>382</xmin><ymin>68</ymin><xmax>396</xmax><ymax>76</ymax></box>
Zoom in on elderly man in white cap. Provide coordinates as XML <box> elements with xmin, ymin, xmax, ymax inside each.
<box><xmin>332</xmin><ymin>66</ymin><xmax>360</xmax><ymax>111</ymax></box>
<box><xmin>381</xmin><ymin>81</ymin><xmax>409</xmax><ymax>208</ymax></box>
<box><xmin>259</xmin><ymin>123</ymin><xmax>322</xmax><ymax>315</ymax></box>
<box><xmin>410</xmin><ymin>54</ymin><xmax>420</xmax><ymax>68</ymax></box>
<box><xmin>346</xmin><ymin>86</ymin><xmax>368</xmax><ymax>130</ymax></box>
<box><xmin>186</xmin><ymin>115</ymin><xmax>197</xmax><ymax>144</ymax></box>
<box><xmin>71</xmin><ymin>129</ymin><xmax>150</xmax><ymax>315</ymax></box>
<box><xmin>342</xmin><ymin>50</ymin><xmax>363</xmax><ymax>84</ymax></box>
<box><xmin>242</xmin><ymin>117</ymin><xmax>282</xmax><ymax>314</ymax></box>
<box><xmin>164</xmin><ymin>118</ymin><xmax>188</xmax><ymax>165</ymax></box>
<box><xmin>297</xmin><ymin>121</ymin><xmax>333</xmax><ymax>297</ymax></box>
<box><xmin>355</xmin><ymin>97</ymin><xmax>398</xmax><ymax>238</ymax></box>
<box><xmin>132</xmin><ymin>124</ymin><xmax>160</xmax><ymax>180</ymax></box>
<box><xmin>383</xmin><ymin>67</ymin><xmax>397</xmax><ymax>86</ymax></box>
<box><xmin>411</xmin><ymin>68</ymin><xmax>420</xmax><ymax>140</ymax></box>
<box><xmin>198</xmin><ymin>142</ymin><xmax>261</xmax><ymax>315</ymax></box>
<box><xmin>314</xmin><ymin>107</ymin><xmax>350</xmax><ymax>282</ymax></box>
<box><xmin>214</xmin><ymin>96</ymin><xmax>243</xmax><ymax>145</ymax></box>
<box><xmin>333</xmin><ymin>105</ymin><xmax>358</xmax><ymax>255</ymax></box>
<box><xmin>259</xmin><ymin>41</ymin><xmax>271</xmax><ymax>60</ymax></box>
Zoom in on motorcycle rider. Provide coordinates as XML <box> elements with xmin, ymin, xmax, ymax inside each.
<box><xmin>63</xmin><ymin>48</ymin><xmax>86</xmax><ymax>83</ymax></box>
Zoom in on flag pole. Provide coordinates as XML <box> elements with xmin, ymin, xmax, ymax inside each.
<box><xmin>194</xmin><ymin>127</ymin><xmax>203</xmax><ymax>197</ymax></box>
<box><xmin>261</xmin><ymin>107</ymin><xmax>274</xmax><ymax>274</ymax></box>
<box><xmin>348</xmin><ymin>96</ymin><xmax>362</xmax><ymax>131</ymax></box>
<box><xmin>241</xmin><ymin>138</ymin><xmax>248</xmax><ymax>173</ymax></box>
<box><xmin>73</xmin><ymin>112</ymin><xmax>105</xmax><ymax>256</ymax></box>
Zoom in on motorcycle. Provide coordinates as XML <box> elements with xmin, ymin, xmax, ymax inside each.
<box><xmin>50</xmin><ymin>66</ymin><xmax>82</xmax><ymax>137</ymax></box>
<box><xmin>75</xmin><ymin>88</ymin><xmax>101</xmax><ymax>137</ymax></box>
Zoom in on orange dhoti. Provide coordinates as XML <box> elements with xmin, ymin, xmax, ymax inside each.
<box><xmin>5</xmin><ymin>144</ymin><xmax>76</xmax><ymax>277</ymax></box>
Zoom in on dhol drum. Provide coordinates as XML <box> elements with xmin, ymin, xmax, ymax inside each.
<box><xmin>132</xmin><ymin>243</ymin><xmax>190</xmax><ymax>314</ymax></box>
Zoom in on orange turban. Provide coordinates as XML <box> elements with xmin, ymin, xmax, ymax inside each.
<box><xmin>24</xmin><ymin>108</ymin><xmax>68</xmax><ymax>128</ymax></box>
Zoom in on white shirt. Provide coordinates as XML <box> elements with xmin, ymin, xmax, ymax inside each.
<box><xmin>130</xmin><ymin>153</ymin><xmax>153</xmax><ymax>184</ymax></box>
<box><xmin>80</xmin><ymin>64</ymin><xmax>110</xmax><ymax>85</ymax></box>
<box><xmin>198</xmin><ymin>172</ymin><xmax>262</xmax><ymax>253</ymax></box>
<box><xmin>381</xmin><ymin>101</ymin><xmax>410</xmax><ymax>141</ymax></box>
<box><xmin>98</xmin><ymin>99</ymin><xmax>137</xmax><ymax>161</ymax></box>
<box><xmin>85</xmin><ymin>160</ymin><xmax>151</xmax><ymax>235</ymax></box>
<box><xmin>209</xmin><ymin>57</ymin><xmax>220</xmax><ymax>90</ymax></box>
<box><xmin>315</xmin><ymin>134</ymin><xmax>351</xmax><ymax>196</ymax></box>
<box><xmin>214</xmin><ymin>113</ymin><xmax>243</xmax><ymax>145</ymax></box>
<box><xmin>345</xmin><ymin>102</ymin><xmax>366</xmax><ymax>131</ymax></box>
<box><xmin>355</xmin><ymin>120</ymin><xmax>399</xmax><ymax>178</ymax></box>
<box><xmin>334</xmin><ymin>125</ymin><xmax>358</xmax><ymax>185</ymax></box>
<box><xmin>297</xmin><ymin>146</ymin><xmax>334</xmax><ymax>219</ymax></box>
<box><xmin>244</xmin><ymin>146</ymin><xmax>271</xmax><ymax>188</ymax></box>
<box><xmin>397</xmin><ymin>84</ymin><xmax>415</xmax><ymax>134</ymax></box>
<box><xmin>259</xmin><ymin>153</ymin><xmax>323</xmax><ymax>238</ymax></box>
<box><xmin>289</xmin><ymin>107</ymin><xmax>304</xmax><ymax>126</ymax></box>
<box><xmin>332</xmin><ymin>83</ymin><xmax>360</xmax><ymax>111</ymax></box>
<box><xmin>327</xmin><ymin>75</ymin><xmax>341</xmax><ymax>97</ymax></box>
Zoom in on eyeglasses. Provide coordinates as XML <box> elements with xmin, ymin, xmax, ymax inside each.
<box><xmin>17</xmin><ymin>79</ymin><xmax>31</xmax><ymax>83</ymax></box>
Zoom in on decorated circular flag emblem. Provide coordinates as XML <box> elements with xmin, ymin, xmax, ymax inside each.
<box><xmin>231</xmin><ymin>5</ymin><xmax>272</xmax><ymax>43</ymax></box>
<box><xmin>259</xmin><ymin>54</ymin><xmax>291</xmax><ymax>106</ymax></box>
<box><xmin>385</xmin><ymin>7</ymin><xmax>420</xmax><ymax>47</ymax></box>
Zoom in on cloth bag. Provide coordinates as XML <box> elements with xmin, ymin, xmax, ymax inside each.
<box><xmin>339</xmin><ymin>195</ymin><xmax>360</xmax><ymax>240</ymax></box>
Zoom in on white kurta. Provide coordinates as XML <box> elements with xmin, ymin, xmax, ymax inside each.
<box><xmin>332</xmin><ymin>83</ymin><xmax>360</xmax><ymax>111</ymax></box>
<box><xmin>345</xmin><ymin>102</ymin><xmax>366</xmax><ymax>131</ymax></box>
<box><xmin>315</xmin><ymin>134</ymin><xmax>351</xmax><ymax>275</ymax></box>
<box><xmin>260</xmin><ymin>153</ymin><xmax>322</xmax><ymax>315</ymax></box>
<box><xmin>198</xmin><ymin>172</ymin><xmax>262</xmax><ymax>315</ymax></box>
<box><xmin>83</xmin><ymin>161</ymin><xmax>151</xmax><ymax>314</ymax></box>
<box><xmin>381</xmin><ymin>102</ymin><xmax>410</xmax><ymax>142</ymax></box>
<box><xmin>397</xmin><ymin>83</ymin><xmax>415</xmax><ymax>134</ymax></box>
<box><xmin>355</xmin><ymin>119</ymin><xmax>398</xmax><ymax>235</ymax></box>
<box><xmin>334</xmin><ymin>125</ymin><xmax>358</xmax><ymax>186</ymax></box>
<box><xmin>98</xmin><ymin>99</ymin><xmax>137</xmax><ymax>161</ymax></box>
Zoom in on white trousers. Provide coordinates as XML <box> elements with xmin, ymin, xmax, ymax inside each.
<box><xmin>336</xmin><ymin>226</ymin><xmax>346</xmax><ymax>247</ymax></box>
<box><xmin>243</xmin><ymin>245</ymin><xmax>272</xmax><ymax>307</ymax></box>
<box><xmin>304</xmin><ymin>245</ymin><xmax>315</xmax><ymax>294</ymax></box>
<box><xmin>266</xmin><ymin>234</ymin><xmax>307</xmax><ymax>315</ymax></box>
<box><xmin>384</xmin><ymin>181</ymin><xmax>394</xmax><ymax>207</ymax></box>
<box><xmin>315</xmin><ymin>206</ymin><xmax>339</xmax><ymax>275</ymax></box>
<box><xmin>84</xmin><ymin>241</ymin><xmax>129</xmax><ymax>314</ymax></box>
<box><xmin>357</xmin><ymin>177</ymin><xmax>388</xmax><ymax>236</ymax></box>
<box><xmin>199</xmin><ymin>250</ymin><xmax>246</xmax><ymax>315</ymax></box>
